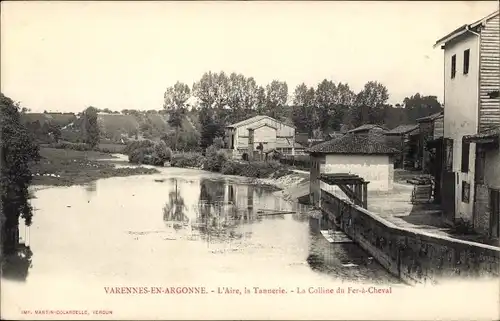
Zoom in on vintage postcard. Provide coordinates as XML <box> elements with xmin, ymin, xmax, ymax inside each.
<box><xmin>1</xmin><ymin>1</ymin><xmax>499</xmax><ymax>320</ymax></box>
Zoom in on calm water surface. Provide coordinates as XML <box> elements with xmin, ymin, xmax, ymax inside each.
<box><xmin>2</xmin><ymin>165</ymin><xmax>403</xmax><ymax>319</ymax></box>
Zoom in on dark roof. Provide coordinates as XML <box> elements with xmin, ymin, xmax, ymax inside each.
<box><xmin>348</xmin><ymin>124</ymin><xmax>388</xmax><ymax>133</ymax></box>
<box><xmin>463</xmin><ymin>127</ymin><xmax>500</xmax><ymax>144</ymax></box>
<box><xmin>307</xmin><ymin>133</ymin><xmax>398</xmax><ymax>155</ymax></box>
<box><xmin>416</xmin><ymin>111</ymin><xmax>444</xmax><ymax>123</ymax></box>
<box><xmin>385</xmin><ymin>124</ymin><xmax>419</xmax><ymax>135</ymax></box>
<box><xmin>434</xmin><ymin>11</ymin><xmax>499</xmax><ymax>48</ymax></box>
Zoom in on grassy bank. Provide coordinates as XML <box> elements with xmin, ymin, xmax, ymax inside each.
<box><xmin>30</xmin><ymin>147</ymin><xmax>159</xmax><ymax>186</ymax></box>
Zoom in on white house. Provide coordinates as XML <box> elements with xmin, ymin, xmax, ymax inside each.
<box><xmin>308</xmin><ymin>134</ymin><xmax>398</xmax><ymax>207</ymax></box>
<box><xmin>224</xmin><ymin>115</ymin><xmax>296</xmax><ymax>158</ymax></box>
<box><xmin>434</xmin><ymin>10</ymin><xmax>500</xmax><ymax>239</ymax></box>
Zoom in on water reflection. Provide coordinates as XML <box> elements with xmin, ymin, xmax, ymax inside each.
<box><xmin>4</xmin><ymin>170</ymin><xmax>400</xmax><ymax>292</ymax></box>
<box><xmin>162</xmin><ymin>180</ymin><xmax>188</xmax><ymax>231</ymax></box>
<box><xmin>84</xmin><ymin>181</ymin><xmax>97</xmax><ymax>203</ymax></box>
<box><xmin>1</xmin><ymin>244</ymin><xmax>33</xmax><ymax>282</ymax></box>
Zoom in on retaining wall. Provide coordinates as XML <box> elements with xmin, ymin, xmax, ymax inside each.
<box><xmin>320</xmin><ymin>189</ymin><xmax>500</xmax><ymax>285</ymax></box>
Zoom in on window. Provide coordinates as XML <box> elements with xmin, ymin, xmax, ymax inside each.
<box><xmin>463</xmin><ymin>49</ymin><xmax>470</xmax><ymax>74</ymax></box>
<box><xmin>461</xmin><ymin>141</ymin><xmax>470</xmax><ymax>172</ymax></box>
<box><xmin>451</xmin><ymin>54</ymin><xmax>457</xmax><ymax>79</ymax></box>
<box><xmin>462</xmin><ymin>181</ymin><xmax>470</xmax><ymax>203</ymax></box>
<box><xmin>488</xmin><ymin>90</ymin><xmax>499</xmax><ymax>99</ymax></box>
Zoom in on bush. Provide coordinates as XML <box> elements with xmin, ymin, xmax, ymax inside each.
<box><xmin>170</xmin><ymin>152</ymin><xmax>205</xmax><ymax>168</ymax></box>
<box><xmin>220</xmin><ymin>159</ymin><xmax>289</xmax><ymax>178</ymax></box>
<box><xmin>203</xmin><ymin>149</ymin><xmax>228</xmax><ymax>172</ymax></box>
<box><xmin>154</xmin><ymin>140</ymin><xmax>172</xmax><ymax>162</ymax></box>
<box><xmin>123</xmin><ymin>140</ymin><xmax>155</xmax><ymax>155</ymax></box>
<box><xmin>125</xmin><ymin>139</ymin><xmax>173</xmax><ymax>166</ymax></box>
<box><xmin>49</xmin><ymin>142</ymin><xmax>91</xmax><ymax>151</ymax></box>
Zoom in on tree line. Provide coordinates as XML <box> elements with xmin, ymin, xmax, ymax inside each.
<box><xmin>162</xmin><ymin>71</ymin><xmax>443</xmax><ymax>148</ymax></box>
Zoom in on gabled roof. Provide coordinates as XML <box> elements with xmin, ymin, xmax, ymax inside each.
<box><xmin>249</xmin><ymin>123</ymin><xmax>277</xmax><ymax>130</ymax></box>
<box><xmin>348</xmin><ymin>124</ymin><xmax>388</xmax><ymax>133</ymax></box>
<box><xmin>227</xmin><ymin>115</ymin><xmax>295</xmax><ymax>129</ymax></box>
<box><xmin>434</xmin><ymin>10</ymin><xmax>500</xmax><ymax>48</ymax></box>
<box><xmin>307</xmin><ymin>133</ymin><xmax>398</xmax><ymax>155</ymax></box>
<box><xmin>385</xmin><ymin>124</ymin><xmax>419</xmax><ymax>135</ymax></box>
<box><xmin>416</xmin><ymin>111</ymin><xmax>444</xmax><ymax>123</ymax></box>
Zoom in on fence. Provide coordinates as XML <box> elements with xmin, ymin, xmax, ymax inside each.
<box><xmin>279</xmin><ymin>154</ymin><xmax>311</xmax><ymax>170</ymax></box>
<box><xmin>320</xmin><ymin>187</ymin><xmax>500</xmax><ymax>285</ymax></box>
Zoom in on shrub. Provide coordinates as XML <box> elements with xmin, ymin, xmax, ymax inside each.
<box><xmin>123</xmin><ymin>140</ymin><xmax>155</xmax><ymax>155</ymax></box>
<box><xmin>203</xmin><ymin>149</ymin><xmax>228</xmax><ymax>172</ymax></box>
<box><xmin>154</xmin><ymin>140</ymin><xmax>172</xmax><ymax>162</ymax></box>
<box><xmin>49</xmin><ymin>142</ymin><xmax>92</xmax><ymax>151</ymax></box>
<box><xmin>170</xmin><ymin>152</ymin><xmax>205</xmax><ymax>168</ymax></box>
<box><xmin>220</xmin><ymin>159</ymin><xmax>289</xmax><ymax>178</ymax></box>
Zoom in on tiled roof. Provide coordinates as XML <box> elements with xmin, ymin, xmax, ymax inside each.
<box><xmin>463</xmin><ymin>127</ymin><xmax>500</xmax><ymax>143</ymax></box>
<box><xmin>385</xmin><ymin>124</ymin><xmax>419</xmax><ymax>135</ymax></box>
<box><xmin>307</xmin><ymin>133</ymin><xmax>398</xmax><ymax>155</ymax></box>
<box><xmin>348</xmin><ymin>124</ymin><xmax>388</xmax><ymax>133</ymax></box>
<box><xmin>416</xmin><ymin>111</ymin><xmax>444</xmax><ymax>123</ymax></box>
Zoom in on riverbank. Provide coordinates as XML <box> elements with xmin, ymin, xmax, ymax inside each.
<box><xmin>30</xmin><ymin>147</ymin><xmax>159</xmax><ymax>187</ymax></box>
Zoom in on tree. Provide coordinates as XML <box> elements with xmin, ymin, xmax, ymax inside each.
<box><xmin>82</xmin><ymin>106</ymin><xmax>100</xmax><ymax>147</ymax></box>
<box><xmin>315</xmin><ymin>79</ymin><xmax>349</xmax><ymax>133</ymax></box>
<box><xmin>352</xmin><ymin>81</ymin><xmax>389</xmax><ymax>125</ymax></box>
<box><xmin>198</xmin><ymin>106</ymin><xmax>224</xmax><ymax>149</ymax></box>
<box><xmin>292</xmin><ymin>83</ymin><xmax>319</xmax><ymax>135</ymax></box>
<box><xmin>1</xmin><ymin>93</ymin><xmax>40</xmax><ymax>254</ymax></box>
<box><xmin>255</xmin><ymin>86</ymin><xmax>267</xmax><ymax>114</ymax></box>
<box><xmin>403</xmin><ymin>93</ymin><xmax>443</xmax><ymax>122</ymax></box>
<box><xmin>227</xmin><ymin>73</ymin><xmax>259</xmax><ymax>121</ymax></box>
<box><xmin>193</xmin><ymin>71</ymin><xmax>231</xmax><ymax>147</ymax></box>
<box><xmin>163</xmin><ymin>81</ymin><xmax>191</xmax><ymax>111</ymax></box>
<box><xmin>264</xmin><ymin>80</ymin><xmax>288</xmax><ymax>120</ymax></box>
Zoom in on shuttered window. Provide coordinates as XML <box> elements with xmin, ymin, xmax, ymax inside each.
<box><xmin>463</xmin><ymin>49</ymin><xmax>470</xmax><ymax>75</ymax></box>
<box><xmin>451</xmin><ymin>54</ymin><xmax>457</xmax><ymax>79</ymax></box>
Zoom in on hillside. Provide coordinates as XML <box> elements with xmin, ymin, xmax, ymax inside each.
<box><xmin>21</xmin><ymin>113</ymin><xmax>76</xmax><ymax>127</ymax></box>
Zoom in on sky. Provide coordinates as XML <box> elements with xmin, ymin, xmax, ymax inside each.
<box><xmin>1</xmin><ymin>1</ymin><xmax>499</xmax><ymax>113</ymax></box>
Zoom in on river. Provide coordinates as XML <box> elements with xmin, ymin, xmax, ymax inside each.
<box><xmin>2</xmin><ymin>165</ymin><xmax>405</xmax><ymax>320</ymax></box>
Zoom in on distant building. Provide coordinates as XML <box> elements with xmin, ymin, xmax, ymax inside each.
<box><xmin>308</xmin><ymin>134</ymin><xmax>398</xmax><ymax>206</ymax></box>
<box><xmin>434</xmin><ymin>10</ymin><xmax>500</xmax><ymax>239</ymax></box>
<box><xmin>348</xmin><ymin>124</ymin><xmax>388</xmax><ymax>135</ymax></box>
<box><xmin>416</xmin><ymin>111</ymin><xmax>445</xmax><ymax>202</ymax></box>
<box><xmin>224</xmin><ymin>115</ymin><xmax>296</xmax><ymax>159</ymax></box>
<box><xmin>384</xmin><ymin>124</ymin><xmax>420</xmax><ymax>169</ymax></box>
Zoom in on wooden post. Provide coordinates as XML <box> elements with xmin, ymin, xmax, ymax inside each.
<box><xmin>355</xmin><ymin>184</ymin><xmax>362</xmax><ymax>207</ymax></box>
<box><xmin>248</xmin><ymin>128</ymin><xmax>255</xmax><ymax>161</ymax></box>
<box><xmin>401</xmin><ymin>136</ymin><xmax>405</xmax><ymax>169</ymax></box>
<box><xmin>362</xmin><ymin>183</ymin><xmax>368</xmax><ymax>209</ymax></box>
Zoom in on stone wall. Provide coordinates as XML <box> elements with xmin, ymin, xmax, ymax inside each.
<box><xmin>474</xmin><ymin>184</ymin><xmax>491</xmax><ymax>236</ymax></box>
<box><xmin>321</xmin><ymin>190</ymin><xmax>500</xmax><ymax>285</ymax></box>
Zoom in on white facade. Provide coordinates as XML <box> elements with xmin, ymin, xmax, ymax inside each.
<box><xmin>225</xmin><ymin>116</ymin><xmax>296</xmax><ymax>156</ymax></box>
<box><xmin>310</xmin><ymin>153</ymin><xmax>395</xmax><ymax>207</ymax></box>
<box><xmin>443</xmin><ymin>33</ymin><xmax>480</xmax><ymax>221</ymax></box>
<box><xmin>323</xmin><ymin>154</ymin><xmax>393</xmax><ymax>191</ymax></box>
<box><xmin>436</xmin><ymin>10</ymin><xmax>500</xmax><ymax>234</ymax></box>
